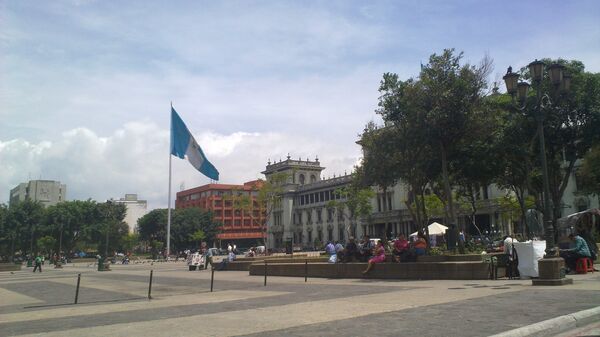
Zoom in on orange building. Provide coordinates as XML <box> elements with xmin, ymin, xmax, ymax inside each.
<box><xmin>175</xmin><ymin>180</ymin><xmax>266</xmax><ymax>249</ymax></box>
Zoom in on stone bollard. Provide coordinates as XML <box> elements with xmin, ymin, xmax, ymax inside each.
<box><xmin>532</xmin><ymin>258</ymin><xmax>573</xmax><ymax>286</ymax></box>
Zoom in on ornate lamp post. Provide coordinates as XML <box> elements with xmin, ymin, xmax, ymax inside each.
<box><xmin>503</xmin><ymin>60</ymin><xmax>571</xmax><ymax>256</ymax></box>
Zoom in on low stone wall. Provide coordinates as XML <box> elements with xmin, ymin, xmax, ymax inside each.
<box><xmin>249</xmin><ymin>261</ymin><xmax>490</xmax><ymax>280</ymax></box>
<box><xmin>223</xmin><ymin>256</ymin><xmax>328</xmax><ymax>271</ymax></box>
<box><xmin>0</xmin><ymin>263</ymin><xmax>22</xmax><ymax>272</ymax></box>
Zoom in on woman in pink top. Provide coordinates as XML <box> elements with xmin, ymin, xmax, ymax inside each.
<box><xmin>393</xmin><ymin>234</ymin><xmax>409</xmax><ymax>262</ymax></box>
<box><xmin>362</xmin><ymin>240</ymin><xmax>386</xmax><ymax>274</ymax></box>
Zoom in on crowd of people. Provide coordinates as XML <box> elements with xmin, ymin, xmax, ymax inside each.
<box><xmin>323</xmin><ymin>232</ymin><xmax>433</xmax><ymax>274</ymax></box>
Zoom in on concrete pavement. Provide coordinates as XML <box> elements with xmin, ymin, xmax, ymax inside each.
<box><xmin>1</xmin><ymin>261</ymin><xmax>598</xmax><ymax>336</ymax></box>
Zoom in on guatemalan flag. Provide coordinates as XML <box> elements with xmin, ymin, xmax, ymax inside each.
<box><xmin>170</xmin><ymin>107</ymin><xmax>219</xmax><ymax>181</ymax></box>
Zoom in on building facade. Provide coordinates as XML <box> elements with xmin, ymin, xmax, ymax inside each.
<box><xmin>111</xmin><ymin>194</ymin><xmax>148</xmax><ymax>233</ymax></box>
<box><xmin>9</xmin><ymin>180</ymin><xmax>67</xmax><ymax>208</ymax></box>
<box><xmin>262</xmin><ymin>157</ymin><xmax>517</xmax><ymax>249</ymax></box>
<box><xmin>262</xmin><ymin>157</ymin><xmax>357</xmax><ymax>249</ymax></box>
<box><xmin>176</xmin><ymin>180</ymin><xmax>266</xmax><ymax>248</ymax></box>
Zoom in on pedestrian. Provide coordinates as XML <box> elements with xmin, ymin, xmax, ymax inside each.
<box><xmin>204</xmin><ymin>245</ymin><xmax>214</xmax><ymax>270</ymax></box>
<box><xmin>33</xmin><ymin>254</ymin><xmax>42</xmax><ymax>273</ymax></box>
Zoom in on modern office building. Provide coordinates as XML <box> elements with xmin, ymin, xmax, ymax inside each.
<box><xmin>9</xmin><ymin>180</ymin><xmax>67</xmax><ymax>208</ymax></box>
<box><xmin>111</xmin><ymin>194</ymin><xmax>148</xmax><ymax>233</ymax></box>
<box><xmin>176</xmin><ymin>180</ymin><xmax>266</xmax><ymax>248</ymax></box>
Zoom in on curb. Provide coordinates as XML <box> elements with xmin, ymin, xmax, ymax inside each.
<box><xmin>489</xmin><ymin>306</ymin><xmax>600</xmax><ymax>337</ymax></box>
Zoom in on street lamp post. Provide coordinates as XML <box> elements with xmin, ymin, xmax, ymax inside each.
<box><xmin>503</xmin><ymin>60</ymin><xmax>571</xmax><ymax>257</ymax></box>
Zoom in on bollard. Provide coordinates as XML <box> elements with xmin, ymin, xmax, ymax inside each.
<box><xmin>148</xmin><ymin>270</ymin><xmax>153</xmax><ymax>300</ymax></box>
<box><xmin>210</xmin><ymin>267</ymin><xmax>215</xmax><ymax>292</ymax></box>
<box><xmin>74</xmin><ymin>273</ymin><xmax>81</xmax><ymax>304</ymax></box>
<box><xmin>264</xmin><ymin>260</ymin><xmax>267</xmax><ymax>287</ymax></box>
<box><xmin>305</xmin><ymin>259</ymin><xmax>309</xmax><ymax>282</ymax></box>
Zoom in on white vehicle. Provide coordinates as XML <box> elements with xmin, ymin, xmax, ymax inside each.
<box><xmin>186</xmin><ymin>252</ymin><xmax>205</xmax><ymax>271</ymax></box>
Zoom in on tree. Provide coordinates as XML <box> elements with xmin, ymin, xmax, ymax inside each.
<box><xmin>418</xmin><ymin>49</ymin><xmax>492</xmax><ymax>226</ymax></box>
<box><xmin>578</xmin><ymin>145</ymin><xmax>600</xmax><ymax>196</ymax></box>
<box><xmin>7</xmin><ymin>200</ymin><xmax>45</xmax><ymax>257</ymax></box>
<box><xmin>36</xmin><ymin>236</ymin><xmax>57</xmax><ymax>255</ymax></box>
<box><xmin>138</xmin><ymin>207</ymin><xmax>218</xmax><ymax>253</ymax></box>
<box><xmin>540</xmin><ymin>62</ymin><xmax>600</xmax><ymax>224</ymax></box>
<box><xmin>171</xmin><ymin>207</ymin><xmax>218</xmax><ymax>251</ymax></box>
<box><xmin>368</xmin><ymin>72</ymin><xmax>440</xmax><ymax>231</ymax></box>
<box><xmin>189</xmin><ymin>230</ymin><xmax>205</xmax><ymax>247</ymax></box>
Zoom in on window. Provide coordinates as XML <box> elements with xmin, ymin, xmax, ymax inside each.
<box><xmin>307</xmin><ymin>211</ymin><xmax>312</xmax><ymax>224</ymax></box>
<box><xmin>327</xmin><ymin>208</ymin><xmax>333</xmax><ymax>222</ymax></box>
<box><xmin>328</xmin><ymin>229</ymin><xmax>333</xmax><ymax>242</ymax></box>
<box><xmin>310</xmin><ymin>194</ymin><xmax>314</xmax><ymax>204</ymax></box>
<box><xmin>320</xmin><ymin>191</ymin><xmax>324</xmax><ymax>202</ymax></box>
<box><xmin>308</xmin><ymin>231</ymin><xmax>312</xmax><ymax>243</ymax></box>
<box><xmin>299</xmin><ymin>174</ymin><xmax>305</xmax><ymax>185</ymax></box>
<box><xmin>190</xmin><ymin>193</ymin><xmax>200</xmax><ymax>200</ymax></box>
<box><xmin>388</xmin><ymin>192</ymin><xmax>392</xmax><ymax>211</ymax></box>
<box><xmin>234</xmin><ymin>219</ymin><xmax>241</xmax><ymax>226</ymax></box>
<box><xmin>310</xmin><ymin>175</ymin><xmax>317</xmax><ymax>183</ymax></box>
<box><xmin>339</xmin><ymin>226</ymin><xmax>345</xmax><ymax>242</ymax></box>
<box><xmin>317</xmin><ymin>209</ymin><xmax>322</xmax><ymax>223</ymax></box>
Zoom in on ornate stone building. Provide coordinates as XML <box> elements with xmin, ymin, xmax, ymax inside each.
<box><xmin>262</xmin><ymin>156</ymin><xmax>356</xmax><ymax>249</ymax></box>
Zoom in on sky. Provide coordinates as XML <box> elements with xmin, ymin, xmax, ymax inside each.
<box><xmin>1</xmin><ymin>0</ymin><xmax>599</xmax><ymax>209</ymax></box>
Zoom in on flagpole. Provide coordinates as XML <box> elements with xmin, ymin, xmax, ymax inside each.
<box><xmin>167</xmin><ymin>102</ymin><xmax>173</xmax><ymax>259</ymax></box>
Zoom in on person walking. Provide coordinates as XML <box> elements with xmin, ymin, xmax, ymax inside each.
<box><xmin>32</xmin><ymin>254</ymin><xmax>42</xmax><ymax>273</ymax></box>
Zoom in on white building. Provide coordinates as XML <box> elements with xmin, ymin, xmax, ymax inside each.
<box><xmin>111</xmin><ymin>194</ymin><xmax>148</xmax><ymax>233</ymax></box>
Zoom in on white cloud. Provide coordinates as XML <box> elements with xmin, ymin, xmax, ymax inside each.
<box><xmin>0</xmin><ymin>121</ymin><xmax>362</xmax><ymax>209</ymax></box>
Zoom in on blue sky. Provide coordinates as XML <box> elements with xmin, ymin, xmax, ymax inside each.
<box><xmin>1</xmin><ymin>0</ymin><xmax>599</xmax><ymax>208</ymax></box>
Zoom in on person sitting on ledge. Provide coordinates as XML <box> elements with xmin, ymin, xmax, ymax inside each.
<box><xmin>358</xmin><ymin>235</ymin><xmax>373</xmax><ymax>262</ymax></box>
<box><xmin>340</xmin><ymin>237</ymin><xmax>358</xmax><ymax>263</ymax></box>
<box><xmin>414</xmin><ymin>231</ymin><xmax>428</xmax><ymax>256</ymax></box>
<box><xmin>216</xmin><ymin>250</ymin><xmax>236</xmax><ymax>271</ymax></box>
<box><xmin>560</xmin><ymin>233</ymin><xmax>592</xmax><ymax>274</ymax></box>
<box><xmin>363</xmin><ymin>240</ymin><xmax>386</xmax><ymax>274</ymax></box>
<box><xmin>393</xmin><ymin>234</ymin><xmax>410</xmax><ymax>262</ymax></box>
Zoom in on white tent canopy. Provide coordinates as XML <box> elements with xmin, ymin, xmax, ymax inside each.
<box><xmin>410</xmin><ymin>222</ymin><xmax>448</xmax><ymax>237</ymax></box>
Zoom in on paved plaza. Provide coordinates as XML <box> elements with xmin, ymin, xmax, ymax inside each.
<box><xmin>0</xmin><ymin>262</ymin><xmax>599</xmax><ymax>337</ymax></box>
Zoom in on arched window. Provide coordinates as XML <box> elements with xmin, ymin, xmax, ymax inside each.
<box><xmin>299</xmin><ymin>174</ymin><xmax>305</xmax><ymax>185</ymax></box>
<box><xmin>310</xmin><ymin>175</ymin><xmax>317</xmax><ymax>183</ymax></box>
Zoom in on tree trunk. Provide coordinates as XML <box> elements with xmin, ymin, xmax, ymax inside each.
<box><xmin>440</xmin><ymin>142</ymin><xmax>456</xmax><ymax>226</ymax></box>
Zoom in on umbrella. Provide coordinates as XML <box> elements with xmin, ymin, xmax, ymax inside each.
<box><xmin>410</xmin><ymin>222</ymin><xmax>448</xmax><ymax>236</ymax></box>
